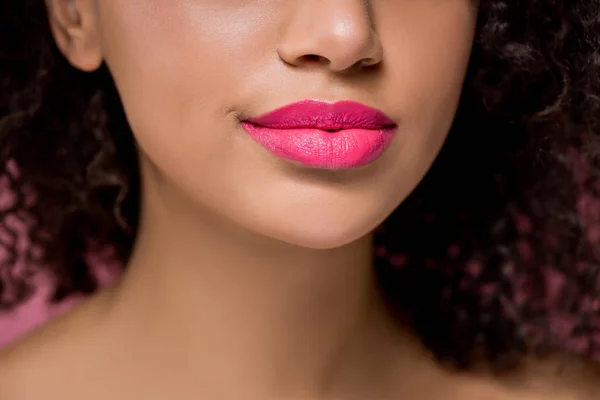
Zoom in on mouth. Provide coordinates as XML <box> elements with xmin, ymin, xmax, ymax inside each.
<box><xmin>240</xmin><ymin>99</ymin><xmax>398</xmax><ymax>170</ymax></box>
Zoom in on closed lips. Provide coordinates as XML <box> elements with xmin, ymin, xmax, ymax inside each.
<box><xmin>241</xmin><ymin>99</ymin><xmax>397</xmax><ymax>169</ymax></box>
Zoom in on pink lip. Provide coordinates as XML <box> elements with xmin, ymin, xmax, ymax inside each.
<box><xmin>241</xmin><ymin>100</ymin><xmax>397</xmax><ymax>169</ymax></box>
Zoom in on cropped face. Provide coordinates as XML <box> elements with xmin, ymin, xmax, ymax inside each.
<box><xmin>49</xmin><ymin>0</ymin><xmax>478</xmax><ymax>249</ymax></box>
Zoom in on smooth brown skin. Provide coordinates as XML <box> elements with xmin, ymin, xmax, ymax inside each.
<box><xmin>0</xmin><ymin>0</ymin><xmax>597</xmax><ymax>399</ymax></box>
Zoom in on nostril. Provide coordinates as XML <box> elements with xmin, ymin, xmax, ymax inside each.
<box><xmin>302</xmin><ymin>54</ymin><xmax>328</xmax><ymax>63</ymax></box>
<box><xmin>356</xmin><ymin>57</ymin><xmax>378</xmax><ymax>68</ymax></box>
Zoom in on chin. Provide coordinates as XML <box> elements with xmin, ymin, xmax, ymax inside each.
<box><xmin>277</xmin><ymin>232</ymin><xmax>367</xmax><ymax>250</ymax></box>
<box><xmin>222</xmin><ymin>192</ymin><xmax>394</xmax><ymax>250</ymax></box>
<box><xmin>254</xmin><ymin>216</ymin><xmax>379</xmax><ymax>250</ymax></box>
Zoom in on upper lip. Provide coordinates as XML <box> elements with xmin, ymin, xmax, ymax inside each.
<box><xmin>243</xmin><ymin>99</ymin><xmax>396</xmax><ymax>131</ymax></box>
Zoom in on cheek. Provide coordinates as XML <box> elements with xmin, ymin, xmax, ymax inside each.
<box><xmin>378</xmin><ymin>1</ymin><xmax>477</xmax><ymax>118</ymax></box>
<box><xmin>380</xmin><ymin>1</ymin><xmax>476</xmax><ymax>155</ymax></box>
<box><xmin>370</xmin><ymin>2</ymin><xmax>477</xmax><ymax>205</ymax></box>
<box><xmin>94</xmin><ymin>0</ymin><xmax>275</xmax><ymax>164</ymax></box>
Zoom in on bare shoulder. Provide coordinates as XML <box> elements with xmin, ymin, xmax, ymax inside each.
<box><xmin>0</xmin><ymin>320</ymin><xmax>74</xmax><ymax>399</ymax></box>
<box><xmin>386</xmin><ymin>346</ymin><xmax>600</xmax><ymax>400</ymax></box>
<box><xmin>452</xmin><ymin>357</ymin><xmax>600</xmax><ymax>400</ymax></box>
<box><xmin>0</xmin><ymin>296</ymin><xmax>112</xmax><ymax>399</ymax></box>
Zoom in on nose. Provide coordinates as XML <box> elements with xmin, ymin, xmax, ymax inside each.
<box><xmin>277</xmin><ymin>0</ymin><xmax>383</xmax><ymax>73</ymax></box>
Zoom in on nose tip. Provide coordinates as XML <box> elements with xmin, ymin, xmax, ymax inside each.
<box><xmin>277</xmin><ymin>1</ymin><xmax>383</xmax><ymax>73</ymax></box>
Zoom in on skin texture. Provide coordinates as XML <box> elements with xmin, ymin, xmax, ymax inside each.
<box><xmin>1</xmin><ymin>0</ymin><xmax>599</xmax><ymax>399</ymax></box>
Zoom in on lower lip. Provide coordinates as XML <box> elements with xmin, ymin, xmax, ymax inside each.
<box><xmin>241</xmin><ymin>123</ymin><xmax>396</xmax><ymax>169</ymax></box>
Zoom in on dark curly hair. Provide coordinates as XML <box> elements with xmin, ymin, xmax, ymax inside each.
<box><xmin>1</xmin><ymin>0</ymin><xmax>600</xmax><ymax>370</ymax></box>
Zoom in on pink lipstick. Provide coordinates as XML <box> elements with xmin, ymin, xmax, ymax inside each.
<box><xmin>241</xmin><ymin>100</ymin><xmax>397</xmax><ymax>169</ymax></box>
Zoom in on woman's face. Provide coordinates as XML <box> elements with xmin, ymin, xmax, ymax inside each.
<box><xmin>53</xmin><ymin>0</ymin><xmax>477</xmax><ymax>249</ymax></box>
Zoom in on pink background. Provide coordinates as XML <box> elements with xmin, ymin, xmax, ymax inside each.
<box><xmin>0</xmin><ymin>275</ymin><xmax>81</xmax><ymax>347</ymax></box>
<box><xmin>0</xmin><ymin>262</ymin><xmax>119</xmax><ymax>348</ymax></box>
<box><xmin>0</xmin><ymin>170</ymin><xmax>120</xmax><ymax>348</ymax></box>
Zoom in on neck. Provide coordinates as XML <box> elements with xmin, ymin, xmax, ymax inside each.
<box><xmin>105</xmin><ymin>162</ymin><xmax>400</xmax><ymax>398</ymax></box>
